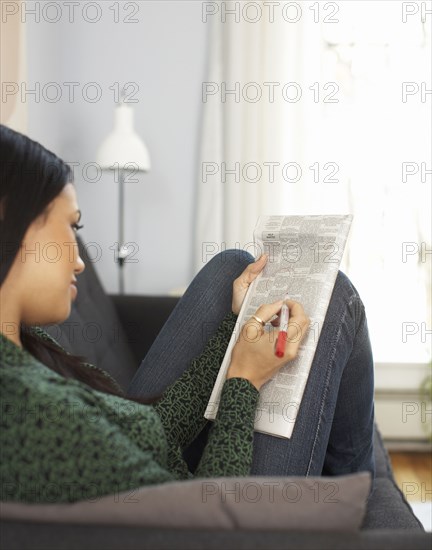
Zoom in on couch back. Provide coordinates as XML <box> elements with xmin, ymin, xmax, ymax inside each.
<box><xmin>41</xmin><ymin>237</ymin><xmax>138</xmax><ymax>392</ymax></box>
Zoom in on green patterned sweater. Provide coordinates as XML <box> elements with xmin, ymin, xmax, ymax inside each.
<box><xmin>0</xmin><ymin>311</ymin><xmax>260</xmax><ymax>503</ymax></box>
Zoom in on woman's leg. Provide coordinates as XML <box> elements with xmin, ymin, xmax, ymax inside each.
<box><xmin>126</xmin><ymin>249</ymin><xmax>254</xmax><ymax>398</ymax></box>
<box><xmin>249</xmin><ymin>270</ymin><xmax>376</xmax><ymax>483</ymax></box>
<box><xmin>127</xmin><ymin>250</ymin><xmax>375</xmax><ymax>481</ymax></box>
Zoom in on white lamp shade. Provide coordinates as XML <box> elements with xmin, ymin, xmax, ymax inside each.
<box><xmin>96</xmin><ymin>104</ymin><xmax>151</xmax><ymax>171</ymax></box>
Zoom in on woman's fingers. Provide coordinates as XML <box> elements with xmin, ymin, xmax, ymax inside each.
<box><xmin>242</xmin><ymin>300</ymin><xmax>284</xmax><ymax>341</ymax></box>
<box><xmin>251</xmin><ymin>299</ymin><xmax>309</xmax><ymax>328</ymax></box>
<box><xmin>285</xmin><ymin>299</ymin><xmax>307</xmax><ymax>319</ymax></box>
<box><xmin>246</xmin><ymin>253</ymin><xmax>268</xmax><ymax>280</ymax></box>
<box><xmin>229</xmin><ymin>298</ymin><xmax>310</xmax><ymax>389</ymax></box>
<box><xmin>286</xmin><ymin>300</ymin><xmax>310</xmax><ymax>339</ymax></box>
<box><xmin>254</xmin><ymin>299</ymin><xmax>285</xmax><ymax>323</ymax></box>
<box><xmin>231</xmin><ymin>254</ymin><xmax>268</xmax><ymax>315</ymax></box>
<box><xmin>245</xmin><ymin>299</ymin><xmax>309</xmax><ymax>350</ymax></box>
<box><xmin>234</xmin><ymin>254</ymin><xmax>268</xmax><ymax>288</ymax></box>
<box><xmin>244</xmin><ymin>299</ymin><xmax>309</xmax><ymax>333</ymax></box>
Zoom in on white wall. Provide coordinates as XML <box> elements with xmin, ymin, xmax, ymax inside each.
<box><xmin>26</xmin><ymin>1</ymin><xmax>208</xmax><ymax>294</ymax></box>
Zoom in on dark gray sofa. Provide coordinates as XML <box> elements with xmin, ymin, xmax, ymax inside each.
<box><xmin>1</xmin><ymin>238</ymin><xmax>430</xmax><ymax>550</ymax></box>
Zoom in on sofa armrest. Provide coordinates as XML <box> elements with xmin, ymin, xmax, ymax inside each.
<box><xmin>1</xmin><ymin>522</ymin><xmax>430</xmax><ymax>550</ymax></box>
<box><xmin>108</xmin><ymin>295</ymin><xmax>180</xmax><ymax>367</ymax></box>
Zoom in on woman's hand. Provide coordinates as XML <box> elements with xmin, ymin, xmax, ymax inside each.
<box><xmin>226</xmin><ymin>299</ymin><xmax>310</xmax><ymax>391</ymax></box>
<box><xmin>232</xmin><ymin>254</ymin><xmax>268</xmax><ymax>316</ymax></box>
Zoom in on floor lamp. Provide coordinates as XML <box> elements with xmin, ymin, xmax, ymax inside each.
<box><xmin>96</xmin><ymin>103</ymin><xmax>151</xmax><ymax>294</ymax></box>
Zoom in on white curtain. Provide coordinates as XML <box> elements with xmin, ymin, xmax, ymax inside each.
<box><xmin>193</xmin><ymin>2</ymin><xmax>338</xmax><ymax>273</ymax></box>
<box><xmin>193</xmin><ymin>1</ymin><xmax>431</xmax><ymax>365</ymax></box>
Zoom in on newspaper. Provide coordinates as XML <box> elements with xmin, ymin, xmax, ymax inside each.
<box><xmin>204</xmin><ymin>214</ymin><xmax>353</xmax><ymax>439</ymax></box>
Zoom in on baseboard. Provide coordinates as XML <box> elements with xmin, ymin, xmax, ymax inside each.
<box><xmin>385</xmin><ymin>440</ymin><xmax>432</xmax><ymax>452</ymax></box>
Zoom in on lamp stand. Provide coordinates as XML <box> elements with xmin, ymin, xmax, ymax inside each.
<box><xmin>118</xmin><ymin>169</ymin><xmax>131</xmax><ymax>294</ymax></box>
<box><xmin>96</xmin><ymin>102</ymin><xmax>151</xmax><ymax>295</ymax></box>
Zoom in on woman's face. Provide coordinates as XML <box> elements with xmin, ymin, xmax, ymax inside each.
<box><xmin>6</xmin><ymin>183</ymin><xmax>85</xmax><ymax>327</ymax></box>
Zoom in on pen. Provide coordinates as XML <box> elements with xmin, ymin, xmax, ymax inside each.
<box><xmin>275</xmin><ymin>297</ymin><xmax>290</xmax><ymax>358</ymax></box>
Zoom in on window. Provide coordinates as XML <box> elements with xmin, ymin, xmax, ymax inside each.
<box><xmin>318</xmin><ymin>1</ymin><xmax>431</xmax><ymax>364</ymax></box>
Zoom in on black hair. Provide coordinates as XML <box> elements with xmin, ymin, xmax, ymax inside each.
<box><xmin>0</xmin><ymin>124</ymin><xmax>161</xmax><ymax>405</ymax></box>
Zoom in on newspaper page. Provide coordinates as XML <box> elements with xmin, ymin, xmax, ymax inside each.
<box><xmin>204</xmin><ymin>214</ymin><xmax>353</xmax><ymax>439</ymax></box>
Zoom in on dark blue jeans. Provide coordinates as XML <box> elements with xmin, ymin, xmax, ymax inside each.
<box><xmin>127</xmin><ymin>250</ymin><xmax>375</xmax><ymax>483</ymax></box>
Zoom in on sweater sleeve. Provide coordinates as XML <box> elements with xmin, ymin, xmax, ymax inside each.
<box><xmin>152</xmin><ymin>311</ymin><xmax>239</xmax><ymax>451</ymax></box>
<box><xmin>194</xmin><ymin>377</ymin><xmax>260</xmax><ymax>477</ymax></box>
<box><xmin>152</xmin><ymin>311</ymin><xmax>260</xmax><ymax>480</ymax></box>
<box><xmin>0</xmin><ymin>371</ymin><xmax>176</xmax><ymax>504</ymax></box>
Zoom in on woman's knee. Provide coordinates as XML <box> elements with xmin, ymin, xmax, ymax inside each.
<box><xmin>205</xmin><ymin>248</ymin><xmax>255</xmax><ymax>277</ymax></box>
<box><xmin>333</xmin><ymin>270</ymin><xmax>363</xmax><ymax>304</ymax></box>
<box><xmin>332</xmin><ymin>270</ymin><xmax>369</xmax><ymax>336</ymax></box>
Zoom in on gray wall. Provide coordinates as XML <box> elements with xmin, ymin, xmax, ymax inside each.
<box><xmin>26</xmin><ymin>1</ymin><xmax>208</xmax><ymax>294</ymax></box>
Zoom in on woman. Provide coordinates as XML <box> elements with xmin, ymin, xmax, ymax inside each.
<box><xmin>0</xmin><ymin>125</ymin><xmax>375</xmax><ymax>504</ymax></box>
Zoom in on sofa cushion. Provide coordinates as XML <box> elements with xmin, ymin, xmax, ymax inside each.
<box><xmin>361</xmin><ymin>478</ymin><xmax>424</xmax><ymax>530</ymax></box>
<box><xmin>373</xmin><ymin>423</ymin><xmax>393</xmax><ymax>479</ymax></box>
<box><xmin>40</xmin><ymin>236</ymin><xmax>138</xmax><ymax>392</ymax></box>
<box><xmin>1</xmin><ymin>524</ymin><xmax>430</xmax><ymax>550</ymax></box>
<box><xmin>0</xmin><ymin>473</ymin><xmax>371</xmax><ymax>532</ymax></box>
